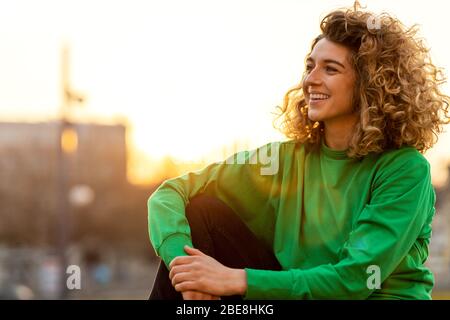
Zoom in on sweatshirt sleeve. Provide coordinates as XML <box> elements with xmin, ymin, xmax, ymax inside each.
<box><xmin>243</xmin><ymin>151</ymin><xmax>435</xmax><ymax>299</ymax></box>
<box><xmin>147</xmin><ymin>142</ymin><xmax>281</xmax><ymax>269</ymax></box>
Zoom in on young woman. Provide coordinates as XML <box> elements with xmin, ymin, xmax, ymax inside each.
<box><xmin>147</xmin><ymin>3</ymin><xmax>450</xmax><ymax>300</ymax></box>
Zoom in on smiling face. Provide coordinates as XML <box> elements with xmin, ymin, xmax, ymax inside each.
<box><xmin>302</xmin><ymin>38</ymin><xmax>358</xmax><ymax>127</ymax></box>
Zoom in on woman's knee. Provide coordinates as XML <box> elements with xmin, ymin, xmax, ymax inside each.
<box><xmin>185</xmin><ymin>193</ymin><xmax>245</xmax><ymax>247</ymax></box>
<box><xmin>185</xmin><ymin>194</ymin><xmax>236</xmax><ymax>225</ymax></box>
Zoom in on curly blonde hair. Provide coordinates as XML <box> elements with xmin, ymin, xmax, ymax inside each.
<box><xmin>273</xmin><ymin>2</ymin><xmax>450</xmax><ymax>158</ymax></box>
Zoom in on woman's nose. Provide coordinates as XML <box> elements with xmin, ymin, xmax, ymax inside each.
<box><xmin>304</xmin><ymin>68</ymin><xmax>323</xmax><ymax>87</ymax></box>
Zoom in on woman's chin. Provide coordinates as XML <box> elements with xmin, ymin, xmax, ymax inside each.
<box><xmin>307</xmin><ymin>111</ymin><xmax>322</xmax><ymax>122</ymax></box>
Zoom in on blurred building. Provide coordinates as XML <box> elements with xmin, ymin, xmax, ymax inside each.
<box><xmin>0</xmin><ymin>120</ymin><xmax>153</xmax><ymax>247</ymax></box>
<box><xmin>0</xmin><ymin>120</ymin><xmax>127</xmax><ymax>185</ymax></box>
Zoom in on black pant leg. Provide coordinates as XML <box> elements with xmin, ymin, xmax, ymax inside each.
<box><xmin>149</xmin><ymin>260</ymin><xmax>183</xmax><ymax>300</ymax></box>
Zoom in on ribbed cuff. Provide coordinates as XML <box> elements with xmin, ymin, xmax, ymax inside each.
<box><xmin>159</xmin><ymin>233</ymin><xmax>193</xmax><ymax>269</ymax></box>
<box><xmin>243</xmin><ymin>268</ymin><xmax>294</xmax><ymax>299</ymax></box>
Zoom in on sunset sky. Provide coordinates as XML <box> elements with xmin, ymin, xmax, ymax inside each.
<box><xmin>1</xmin><ymin>0</ymin><xmax>449</xmax><ymax>185</ymax></box>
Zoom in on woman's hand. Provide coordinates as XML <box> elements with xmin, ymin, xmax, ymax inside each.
<box><xmin>169</xmin><ymin>246</ymin><xmax>247</xmax><ymax>297</ymax></box>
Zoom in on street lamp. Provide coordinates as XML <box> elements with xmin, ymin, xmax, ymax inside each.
<box><xmin>55</xmin><ymin>43</ymin><xmax>85</xmax><ymax>299</ymax></box>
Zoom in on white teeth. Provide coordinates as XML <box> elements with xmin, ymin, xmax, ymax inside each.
<box><xmin>310</xmin><ymin>93</ymin><xmax>330</xmax><ymax>100</ymax></box>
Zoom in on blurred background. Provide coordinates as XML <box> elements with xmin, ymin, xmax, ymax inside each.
<box><xmin>0</xmin><ymin>0</ymin><xmax>449</xmax><ymax>299</ymax></box>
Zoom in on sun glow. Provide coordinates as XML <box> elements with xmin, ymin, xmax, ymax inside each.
<box><xmin>1</xmin><ymin>0</ymin><xmax>449</xmax><ymax>185</ymax></box>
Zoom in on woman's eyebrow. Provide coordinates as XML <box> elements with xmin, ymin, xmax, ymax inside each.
<box><xmin>306</xmin><ymin>57</ymin><xmax>346</xmax><ymax>69</ymax></box>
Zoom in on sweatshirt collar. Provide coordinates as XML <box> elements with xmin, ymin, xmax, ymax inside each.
<box><xmin>320</xmin><ymin>136</ymin><xmax>350</xmax><ymax>160</ymax></box>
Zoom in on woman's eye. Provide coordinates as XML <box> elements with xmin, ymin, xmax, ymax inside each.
<box><xmin>306</xmin><ymin>65</ymin><xmax>313</xmax><ymax>72</ymax></box>
<box><xmin>326</xmin><ymin>66</ymin><xmax>337</xmax><ymax>72</ymax></box>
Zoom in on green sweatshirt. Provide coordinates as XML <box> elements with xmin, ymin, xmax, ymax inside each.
<box><xmin>147</xmin><ymin>137</ymin><xmax>436</xmax><ymax>299</ymax></box>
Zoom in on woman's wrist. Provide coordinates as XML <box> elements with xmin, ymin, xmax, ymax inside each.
<box><xmin>230</xmin><ymin>268</ymin><xmax>247</xmax><ymax>296</ymax></box>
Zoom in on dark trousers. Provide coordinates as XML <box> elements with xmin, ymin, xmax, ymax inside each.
<box><xmin>149</xmin><ymin>194</ymin><xmax>282</xmax><ymax>300</ymax></box>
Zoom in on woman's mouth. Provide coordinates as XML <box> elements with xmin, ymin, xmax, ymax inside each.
<box><xmin>308</xmin><ymin>93</ymin><xmax>330</xmax><ymax>105</ymax></box>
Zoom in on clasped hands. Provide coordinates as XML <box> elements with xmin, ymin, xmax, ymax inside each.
<box><xmin>168</xmin><ymin>245</ymin><xmax>247</xmax><ymax>300</ymax></box>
